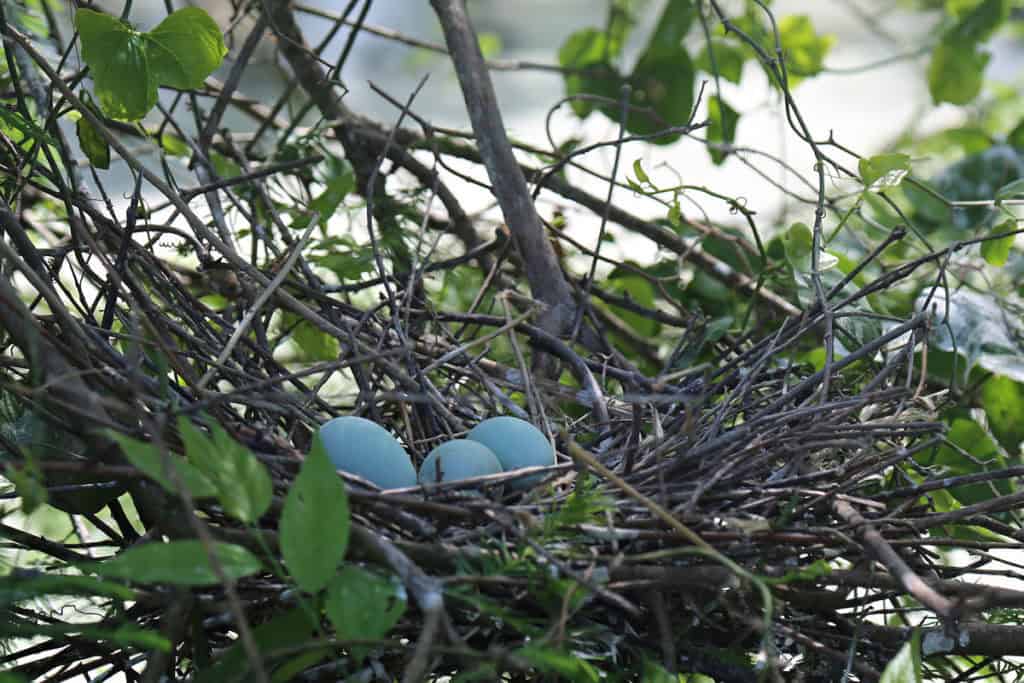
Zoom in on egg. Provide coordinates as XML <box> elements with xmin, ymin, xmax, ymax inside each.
<box><xmin>466</xmin><ymin>417</ymin><xmax>554</xmax><ymax>490</ymax></box>
<box><xmin>418</xmin><ymin>439</ymin><xmax>502</xmax><ymax>485</ymax></box>
<box><xmin>318</xmin><ymin>416</ymin><xmax>416</xmax><ymax>489</ymax></box>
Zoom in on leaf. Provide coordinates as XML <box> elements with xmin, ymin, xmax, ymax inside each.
<box><xmin>782</xmin><ymin>221</ymin><xmax>813</xmax><ymax>271</ymax></box>
<box><xmin>880</xmin><ymin>630</ymin><xmax>922</xmax><ymax>683</ymax></box>
<box><xmin>279</xmin><ymin>435</ymin><xmax>350</xmax><ymax>593</ymax></box>
<box><xmin>695</xmin><ymin>40</ymin><xmax>745</xmax><ymax>83</ymax></box>
<box><xmin>778</xmin><ymin>15</ymin><xmax>834</xmax><ymax>83</ymax></box>
<box><xmin>5</xmin><ymin>462</ymin><xmax>46</xmax><ymax>514</ymax></box>
<box><xmin>980</xmin><ymin>219</ymin><xmax>1015</xmax><ymax>266</ymax></box>
<box><xmin>631</xmin><ymin>159</ymin><xmax>650</xmax><ymax>185</ymax></box>
<box><xmin>946</xmin><ymin>0</ymin><xmax>1008</xmax><ymax>45</ymax></box>
<box><xmin>178</xmin><ymin>417</ymin><xmax>272</xmax><ymax>524</ymax></box>
<box><xmin>642</xmin><ymin>0</ymin><xmax>696</xmax><ymax>58</ymax></box>
<box><xmin>76</xmin><ymin>115</ymin><xmax>110</xmax><ymax>169</ymax></box>
<box><xmin>707</xmin><ymin>95</ymin><xmax>739</xmax><ymax>165</ymax></box>
<box><xmin>284</xmin><ymin>312</ymin><xmax>340</xmax><ymax>362</ymax></box>
<box><xmin>158</xmin><ymin>132</ymin><xmax>189</xmax><ymax>157</ymax></box>
<box><xmin>515</xmin><ymin>645</ymin><xmax>602</xmax><ymax>681</ymax></box>
<box><xmin>108</xmin><ymin>430</ymin><xmax>217</xmax><ymax>498</ymax></box>
<box><xmin>995</xmin><ymin>177</ymin><xmax>1024</xmax><ymax>200</ymax></box>
<box><xmin>859</xmin><ymin>153</ymin><xmax>911</xmax><ymax>191</ymax></box>
<box><xmin>145</xmin><ymin>8</ymin><xmax>227</xmax><ymax>89</ymax></box>
<box><xmin>75</xmin><ymin>9</ymin><xmax>155</xmax><ymax>120</ymax></box>
<box><xmin>196</xmin><ymin>608</ymin><xmax>320</xmax><ymax>683</ymax></box>
<box><xmin>82</xmin><ymin>540</ymin><xmax>262</xmax><ymax>586</ymax></box>
<box><xmin>982</xmin><ymin>375</ymin><xmax>1024</xmax><ymax>455</ymax></box>
<box><xmin>606</xmin><ymin>270</ymin><xmax>660</xmax><ymax>337</ymax></box>
<box><xmin>324</xmin><ymin>566</ymin><xmax>406</xmax><ymax>663</ymax></box>
<box><xmin>0</xmin><ymin>572</ymin><xmax>136</xmax><ymax>604</ymax></box>
<box><xmin>928</xmin><ymin>40</ymin><xmax>989</xmax><ymax>105</ymax></box>
<box><xmin>622</xmin><ymin>44</ymin><xmax>695</xmax><ymax>143</ymax></box>
<box><xmin>558</xmin><ymin>29</ymin><xmax>623</xmax><ymax>119</ymax></box>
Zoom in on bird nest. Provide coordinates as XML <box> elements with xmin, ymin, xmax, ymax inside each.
<box><xmin>6</xmin><ymin>223</ymin><xmax>1005</xmax><ymax>682</ymax></box>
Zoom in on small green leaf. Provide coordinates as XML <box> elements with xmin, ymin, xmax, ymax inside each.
<box><xmin>82</xmin><ymin>540</ymin><xmax>261</xmax><ymax>586</ymax></box>
<box><xmin>4</xmin><ymin>462</ymin><xmax>46</xmax><ymax>515</ymax></box>
<box><xmin>928</xmin><ymin>40</ymin><xmax>989</xmax><ymax>105</ymax></box>
<box><xmin>859</xmin><ymin>153</ymin><xmax>911</xmax><ymax>190</ymax></box>
<box><xmin>631</xmin><ymin>159</ymin><xmax>650</xmax><ymax>185</ymax></box>
<box><xmin>158</xmin><ymin>132</ymin><xmax>189</xmax><ymax>157</ymax></box>
<box><xmin>76</xmin><ymin>9</ymin><xmax>155</xmax><ymax>120</ymax></box>
<box><xmin>108</xmin><ymin>431</ymin><xmax>217</xmax><ymax>498</ymax></box>
<box><xmin>76</xmin><ymin>115</ymin><xmax>110</xmax><ymax>169</ymax></box>
<box><xmin>178</xmin><ymin>417</ymin><xmax>272</xmax><ymax>524</ymax></box>
<box><xmin>279</xmin><ymin>435</ymin><xmax>350</xmax><ymax>593</ymax></box>
<box><xmin>980</xmin><ymin>219</ymin><xmax>1015</xmax><ymax>266</ymax></box>
<box><xmin>283</xmin><ymin>312</ymin><xmax>341</xmax><ymax>362</ymax></box>
<box><xmin>325</xmin><ymin>566</ymin><xmax>406</xmax><ymax>663</ymax></box>
<box><xmin>0</xmin><ymin>572</ymin><xmax>136</xmax><ymax>604</ymax></box>
<box><xmin>707</xmin><ymin>95</ymin><xmax>739</xmax><ymax>165</ymax></box>
<box><xmin>946</xmin><ymin>0</ymin><xmax>1008</xmax><ymax>45</ymax></box>
<box><xmin>477</xmin><ymin>32</ymin><xmax>502</xmax><ymax>59</ymax></box>
<box><xmin>995</xmin><ymin>177</ymin><xmax>1024</xmax><ymax>200</ymax></box>
<box><xmin>145</xmin><ymin>8</ymin><xmax>227</xmax><ymax>89</ymax></box>
<box><xmin>880</xmin><ymin>630</ymin><xmax>922</xmax><ymax>683</ymax></box>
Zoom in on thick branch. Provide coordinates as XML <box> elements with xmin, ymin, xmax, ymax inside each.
<box><xmin>429</xmin><ymin>0</ymin><xmax>575</xmax><ymax>334</ymax></box>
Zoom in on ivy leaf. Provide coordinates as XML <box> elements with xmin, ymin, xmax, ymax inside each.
<box><xmin>178</xmin><ymin>417</ymin><xmax>272</xmax><ymax>524</ymax></box>
<box><xmin>980</xmin><ymin>219</ymin><xmax>1015</xmax><ymax>266</ymax></box>
<box><xmin>782</xmin><ymin>221</ymin><xmax>814</xmax><ymax>272</ymax></box>
<box><xmin>82</xmin><ymin>540</ymin><xmax>262</xmax><ymax>586</ymax></box>
<box><xmin>75</xmin><ymin>9</ymin><xmax>155</xmax><ymax>120</ymax></box>
<box><xmin>982</xmin><ymin>375</ymin><xmax>1024</xmax><ymax>455</ymax></box>
<box><xmin>707</xmin><ymin>95</ymin><xmax>739</xmax><ymax>165</ymax></box>
<box><xmin>279</xmin><ymin>435</ymin><xmax>350</xmax><ymax>593</ymax></box>
<box><xmin>859</xmin><ymin>153</ymin><xmax>911</xmax><ymax>191</ymax></box>
<box><xmin>928</xmin><ymin>41</ymin><xmax>989</xmax><ymax>105</ymax></box>
<box><xmin>324</xmin><ymin>566</ymin><xmax>406</xmax><ymax>663</ymax></box>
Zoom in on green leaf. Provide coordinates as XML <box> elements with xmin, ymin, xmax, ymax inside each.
<box><xmin>82</xmin><ymin>540</ymin><xmax>261</xmax><ymax>586</ymax></box>
<box><xmin>631</xmin><ymin>159</ymin><xmax>650</xmax><ymax>185</ymax></box>
<box><xmin>196</xmin><ymin>608</ymin><xmax>320</xmax><ymax>683</ymax></box>
<box><xmin>5</xmin><ymin>462</ymin><xmax>46</xmax><ymax>514</ymax></box>
<box><xmin>643</xmin><ymin>0</ymin><xmax>696</xmax><ymax>58</ymax></box>
<box><xmin>158</xmin><ymin>132</ymin><xmax>189</xmax><ymax>157</ymax></box>
<box><xmin>75</xmin><ymin>9</ymin><xmax>155</xmax><ymax>120</ymax></box>
<box><xmin>928</xmin><ymin>40</ymin><xmax>989</xmax><ymax>105</ymax></box>
<box><xmin>707</xmin><ymin>95</ymin><xmax>739</xmax><ymax>164</ymax></box>
<box><xmin>778</xmin><ymin>15</ymin><xmax>834</xmax><ymax>83</ymax></box>
<box><xmin>859</xmin><ymin>153</ymin><xmax>911</xmax><ymax>191</ymax></box>
<box><xmin>515</xmin><ymin>645</ymin><xmax>602</xmax><ymax>681</ymax></box>
<box><xmin>782</xmin><ymin>221</ymin><xmax>813</xmax><ymax>271</ymax></box>
<box><xmin>108</xmin><ymin>430</ymin><xmax>217</xmax><ymax>498</ymax></box>
<box><xmin>982</xmin><ymin>375</ymin><xmax>1024</xmax><ymax>455</ymax></box>
<box><xmin>880</xmin><ymin>630</ymin><xmax>922</xmax><ymax>683</ymax></box>
<box><xmin>980</xmin><ymin>219</ymin><xmax>1015</xmax><ymax>266</ymax></box>
<box><xmin>178</xmin><ymin>417</ymin><xmax>272</xmax><ymax>524</ymax></box>
<box><xmin>325</xmin><ymin>566</ymin><xmax>406</xmax><ymax>663</ymax></box>
<box><xmin>946</xmin><ymin>0</ymin><xmax>1008</xmax><ymax>45</ymax></box>
<box><xmin>299</xmin><ymin>162</ymin><xmax>355</xmax><ymax>230</ymax></box>
<box><xmin>76</xmin><ymin>114</ymin><xmax>110</xmax><ymax>169</ymax></box>
<box><xmin>995</xmin><ymin>177</ymin><xmax>1024</xmax><ymax>200</ymax></box>
<box><xmin>0</xmin><ymin>572</ymin><xmax>136</xmax><ymax>604</ymax></box>
<box><xmin>606</xmin><ymin>269</ymin><xmax>660</xmax><ymax>337</ymax></box>
<box><xmin>623</xmin><ymin>44</ymin><xmax>695</xmax><ymax>143</ymax></box>
<box><xmin>477</xmin><ymin>32</ymin><xmax>502</xmax><ymax>59</ymax></box>
<box><xmin>695</xmin><ymin>39</ymin><xmax>745</xmax><ymax>83</ymax></box>
<box><xmin>558</xmin><ymin>29</ymin><xmax>623</xmax><ymax>119</ymax></box>
<box><xmin>284</xmin><ymin>312</ymin><xmax>341</xmax><ymax>362</ymax></box>
<box><xmin>279</xmin><ymin>435</ymin><xmax>350</xmax><ymax>593</ymax></box>
<box><xmin>145</xmin><ymin>8</ymin><xmax>227</xmax><ymax>89</ymax></box>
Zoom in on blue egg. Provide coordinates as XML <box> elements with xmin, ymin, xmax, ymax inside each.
<box><xmin>466</xmin><ymin>417</ymin><xmax>554</xmax><ymax>490</ymax></box>
<box><xmin>418</xmin><ymin>440</ymin><xmax>502</xmax><ymax>485</ymax></box>
<box><xmin>318</xmin><ymin>416</ymin><xmax>416</xmax><ymax>489</ymax></box>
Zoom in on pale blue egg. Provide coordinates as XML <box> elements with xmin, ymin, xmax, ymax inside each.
<box><xmin>318</xmin><ymin>416</ymin><xmax>416</xmax><ymax>489</ymax></box>
<box><xmin>418</xmin><ymin>439</ymin><xmax>502</xmax><ymax>485</ymax></box>
<box><xmin>466</xmin><ymin>417</ymin><xmax>554</xmax><ymax>490</ymax></box>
